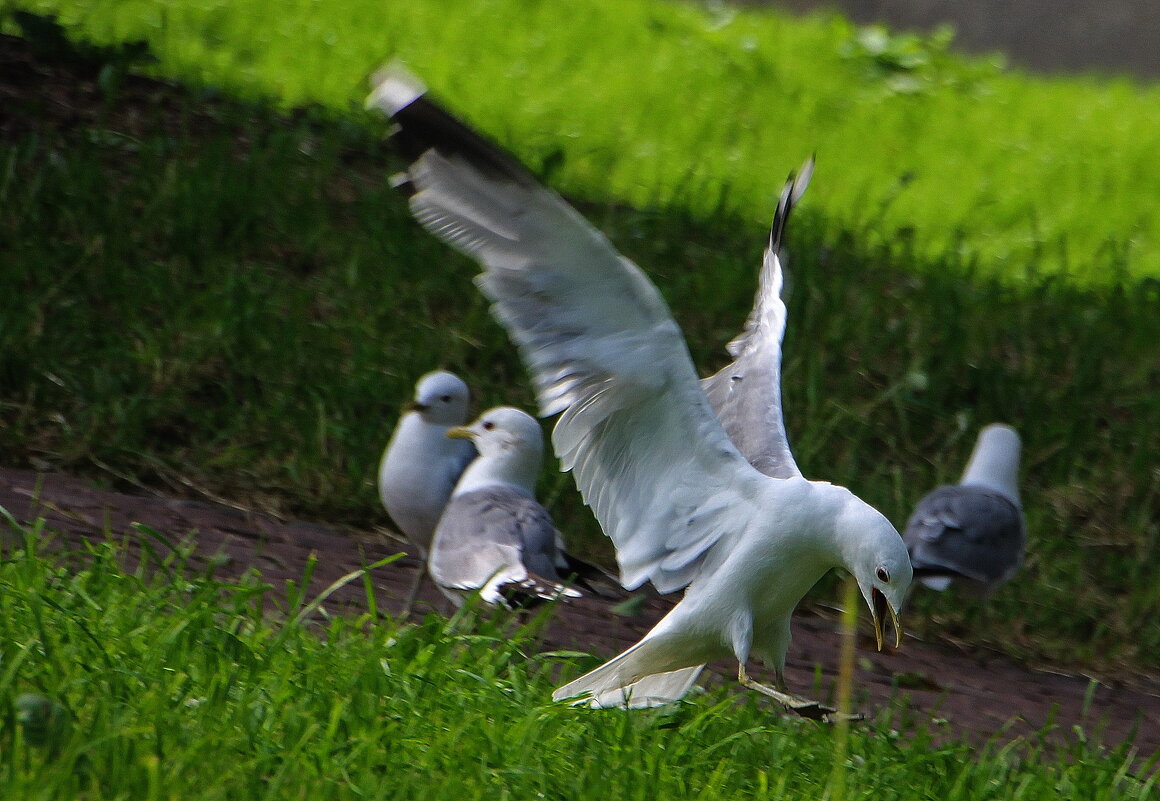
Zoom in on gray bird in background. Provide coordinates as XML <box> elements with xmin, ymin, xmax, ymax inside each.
<box><xmin>429</xmin><ymin>406</ymin><xmax>580</xmax><ymax>607</ymax></box>
<box><xmin>904</xmin><ymin>423</ymin><xmax>1025</xmax><ymax>597</ymax></box>
<box><xmin>378</xmin><ymin>370</ymin><xmax>477</xmax><ymax>611</ymax></box>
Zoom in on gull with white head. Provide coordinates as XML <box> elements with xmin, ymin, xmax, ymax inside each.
<box><xmin>367</xmin><ymin>65</ymin><xmax>911</xmax><ymax>716</ymax></box>
<box><xmin>904</xmin><ymin>424</ymin><xmax>1025</xmax><ymax>597</ymax></box>
<box><xmin>430</xmin><ymin>405</ymin><xmax>580</xmax><ymax>607</ymax></box>
<box><xmin>378</xmin><ymin>370</ymin><xmax>476</xmax><ymax>611</ymax></box>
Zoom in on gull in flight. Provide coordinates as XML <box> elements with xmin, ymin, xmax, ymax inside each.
<box><xmin>378</xmin><ymin>370</ymin><xmax>476</xmax><ymax>611</ymax></box>
<box><xmin>904</xmin><ymin>424</ymin><xmax>1025</xmax><ymax>597</ymax></box>
<box><xmin>367</xmin><ymin>65</ymin><xmax>911</xmax><ymax>716</ymax></box>
<box><xmin>430</xmin><ymin>405</ymin><xmax>581</xmax><ymax>607</ymax></box>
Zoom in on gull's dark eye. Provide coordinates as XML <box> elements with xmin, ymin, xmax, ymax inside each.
<box><xmin>876</xmin><ymin>566</ymin><xmax>890</xmax><ymax>583</ymax></box>
<box><xmin>482</xmin><ymin>421</ymin><xmax>495</xmax><ymax>430</ymax></box>
<box><xmin>440</xmin><ymin>394</ymin><xmax>453</xmax><ymax>403</ymax></box>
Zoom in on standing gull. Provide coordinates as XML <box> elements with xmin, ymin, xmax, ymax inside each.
<box><xmin>904</xmin><ymin>424</ymin><xmax>1025</xmax><ymax>596</ymax></box>
<box><xmin>430</xmin><ymin>406</ymin><xmax>580</xmax><ymax>607</ymax></box>
<box><xmin>378</xmin><ymin>370</ymin><xmax>476</xmax><ymax>611</ymax></box>
<box><xmin>368</xmin><ymin>66</ymin><xmax>911</xmax><ymax>716</ymax></box>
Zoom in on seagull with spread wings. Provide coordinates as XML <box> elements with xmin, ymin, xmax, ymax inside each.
<box><xmin>368</xmin><ymin>66</ymin><xmax>911</xmax><ymax>716</ymax></box>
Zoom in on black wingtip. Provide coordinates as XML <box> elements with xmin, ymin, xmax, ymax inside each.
<box><xmin>768</xmin><ymin>155</ymin><xmax>815</xmax><ymax>253</ymax></box>
<box><xmin>498</xmin><ymin>575</ymin><xmax>580</xmax><ymax>609</ymax></box>
<box><xmin>389</xmin><ymin>171</ymin><xmax>417</xmax><ymax>198</ymax></box>
<box><xmin>366</xmin><ymin>62</ymin><xmax>538</xmax><ymax>187</ymax></box>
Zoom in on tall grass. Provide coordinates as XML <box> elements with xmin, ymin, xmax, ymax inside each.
<box><xmin>6</xmin><ymin>0</ymin><xmax>1160</xmax><ymax>284</ymax></box>
<box><xmin>2</xmin><ymin>523</ymin><xmax>1156</xmax><ymax>799</ymax></box>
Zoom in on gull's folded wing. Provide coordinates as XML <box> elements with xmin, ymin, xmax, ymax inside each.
<box><xmin>370</xmin><ymin>65</ymin><xmax>769</xmax><ymax>593</ymax></box>
<box><xmin>904</xmin><ymin>485</ymin><xmax>1024</xmax><ymax>587</ymax></box>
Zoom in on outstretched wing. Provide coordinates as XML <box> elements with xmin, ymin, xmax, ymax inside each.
<box><xmin>369</xmin><ymin>65</ymin><xmax>769</xmax><ymax>594</ymax></box>
<box><xmin>700</xmin><ymin>159</ymin><xmax>812</xmax><ymax>480</ymax></box>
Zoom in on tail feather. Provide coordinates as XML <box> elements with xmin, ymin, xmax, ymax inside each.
<box><xmin>553</xmin><ymin>637</ymin><xmax>703</xmax><ymax>708</ymax></box>
<box><xmin>583</xmin><ymin>666</ymin><xmax>704</xmax><ymax>709</ymax></box>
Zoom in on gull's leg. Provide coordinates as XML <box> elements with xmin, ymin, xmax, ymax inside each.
<box><xmin>737</xmin><ymin>665</ymin><xmax>862</xmax><ymax>722</ymax></box>
<box><xmin>400</xmin><ymin>557</ymin><xmax>428</xmax><ymax>617</ymax></box>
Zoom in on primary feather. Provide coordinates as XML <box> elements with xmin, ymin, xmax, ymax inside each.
<box><xmin>701</xmin><ymin>158</ymin><xmax>813</xmax><ymax>480</ymax></box>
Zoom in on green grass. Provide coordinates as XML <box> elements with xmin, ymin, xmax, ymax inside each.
<box><xmin>2</xmin><ymin>525</ymin><xmax>1156</xmax><ymax>799</ymax></box>
<box><xmin>2</xmin><ymin>12</ymin><xmax>1160</xmax><ymax>793</ymax></box>
<box><xmin>6</xmin><ymin>0</ymin><xmax>1160</xmax><ymax>285</ymax></box>
<box><xmin>2</xmin><ymin>50</ymin><xmax>1157</xmax><ymax>676</ymax></box>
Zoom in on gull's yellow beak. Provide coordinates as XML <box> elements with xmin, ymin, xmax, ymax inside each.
<box><xmin>403</xmin><ymin>400</ymin><xmax>426</xmax><ymax>413</ymax></box>
<box><xmin>871</xmin><ymin>588</ymin><xmax>903</xmax><ymax>651</ymax></box>
<box><xmin>446</xmin><ymin>426</ymin><xmax>474</xmax><ymax>440</ymax></box>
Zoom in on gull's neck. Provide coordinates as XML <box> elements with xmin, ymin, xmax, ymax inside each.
<box><xmin>774</xmin><ymin>480</ymin><xmax>859</xmax><ymax>570</ymax></box>
<box><xmin>394</xmin><ymin>411</ymin><xmax>459</xmax><ymax>449</ymax></box>
<box><xmin>452</xmin><ymin>445</ymin><xmax>540</xmax><ymax>498</ymax></box>
<box><xmin>960</xmin><ymin>424</ymin><xmax>1021</xmax><ymax>504</ymax></box>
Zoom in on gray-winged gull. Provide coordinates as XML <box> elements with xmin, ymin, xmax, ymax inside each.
<box><xmin>368</xmin><ymin>65</ymin><xmax>911</xmax><ymax>717</ymax></box>
<box><xmin>378</xmin><ymin>370</ymin><xmax>476</xmax><ymax>610</ymax></box>
<box><xmin>904</xmin><ymin>423</ymin><xmax>1025</xmax><ymax>596</ymax></box>
<box><xmin>430</xmin><ymin>405</ymin><xmax>581</xmax><ymax>607</ymax></box>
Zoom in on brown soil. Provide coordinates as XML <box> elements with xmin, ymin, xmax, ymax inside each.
<box><xmin>3</xmin><ymin>467</ymin><xmax>1158</xmax><ymax>757</ymax></box>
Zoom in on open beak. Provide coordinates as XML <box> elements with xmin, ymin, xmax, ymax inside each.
<box><xmin>446</xmin><ymin>426</ymin><xmax>474</xmax><ymax>441</ymax></box>
<box><xmin>871</xmin><ymin>588</ymin><xmax>902</xmax><ymax>651</ymax></box>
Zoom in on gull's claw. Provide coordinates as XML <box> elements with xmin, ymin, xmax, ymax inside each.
<box><xmin>738</xmin><ymin>666</ymin><xmax>859</xmax><ymax>722</ymax></box>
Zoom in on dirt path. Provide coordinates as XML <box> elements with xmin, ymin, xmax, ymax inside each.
<box><xmin>3</xmin><ymin>467</ymin><xmax>1157</xmax><ymax>757</ymax></box>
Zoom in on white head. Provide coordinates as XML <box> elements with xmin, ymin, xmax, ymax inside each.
<box><xmin>960</xmin><ymin>423</ymin><xmax>1022</xmax><ymax>504</ymax></box>
<box><xmin>447</xmin><ymin>406</ymin><xmax>544</xmax><ymax>495</ymax></box>
<box><xmin>408</xmin><ymin>370</ymin><xmax>471</xmax><ymax>426</ymax></box>
<box><xmin>837</xmin><ymin>499</ymin><xmax>913</xmax><ymax>650</ymax></box>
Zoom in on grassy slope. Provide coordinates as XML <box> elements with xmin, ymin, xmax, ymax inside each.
<box><xmin>8</xmin><ymin>0</ymin><xmax>1160</xmax><ymax>285</ymax></box>
<box><xmin>1</xmin><ymin>5</ymin><xmax>1158</xmax><ymax>675</ymax></box>
<box><xmin>2</xmin><ymin>532</ymin><xmax>1155</xmax><ymax>799</ymax></box>
<box><xmin>3</xmin><ymin>51</ymin><xmax>1158</xmax><ymax>674</ymax></box>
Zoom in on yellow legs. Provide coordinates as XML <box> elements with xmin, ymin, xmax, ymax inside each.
<box><xmin>738</xmin><ymin>665</ymin><xmax>863</xmax><ymax>723</ymax></box>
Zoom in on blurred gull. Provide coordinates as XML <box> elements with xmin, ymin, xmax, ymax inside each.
<box><xmin>368</xmin><ymin>65</ymin><xmax>911</xmax><ymax>717</ymax></box>
<box><xmin>430</xmin><ymin>406</ymin><xmax>581</xmax><ymax>607</ymax></box>
<box><xmin>378</xmin><ymin>370</ymin><xmax>476</xmax><ymax>611</ymax></box>
<box><xmin>904</xmin><ymin>424</ymin><xmax>1025</xmax><ymax>596</ymax></box>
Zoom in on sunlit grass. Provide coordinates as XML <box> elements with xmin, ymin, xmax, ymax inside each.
<box><xmin>6</xmin><ymin>0</ymin><xmax>1160</xmax><ymax>284</ymax></box>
